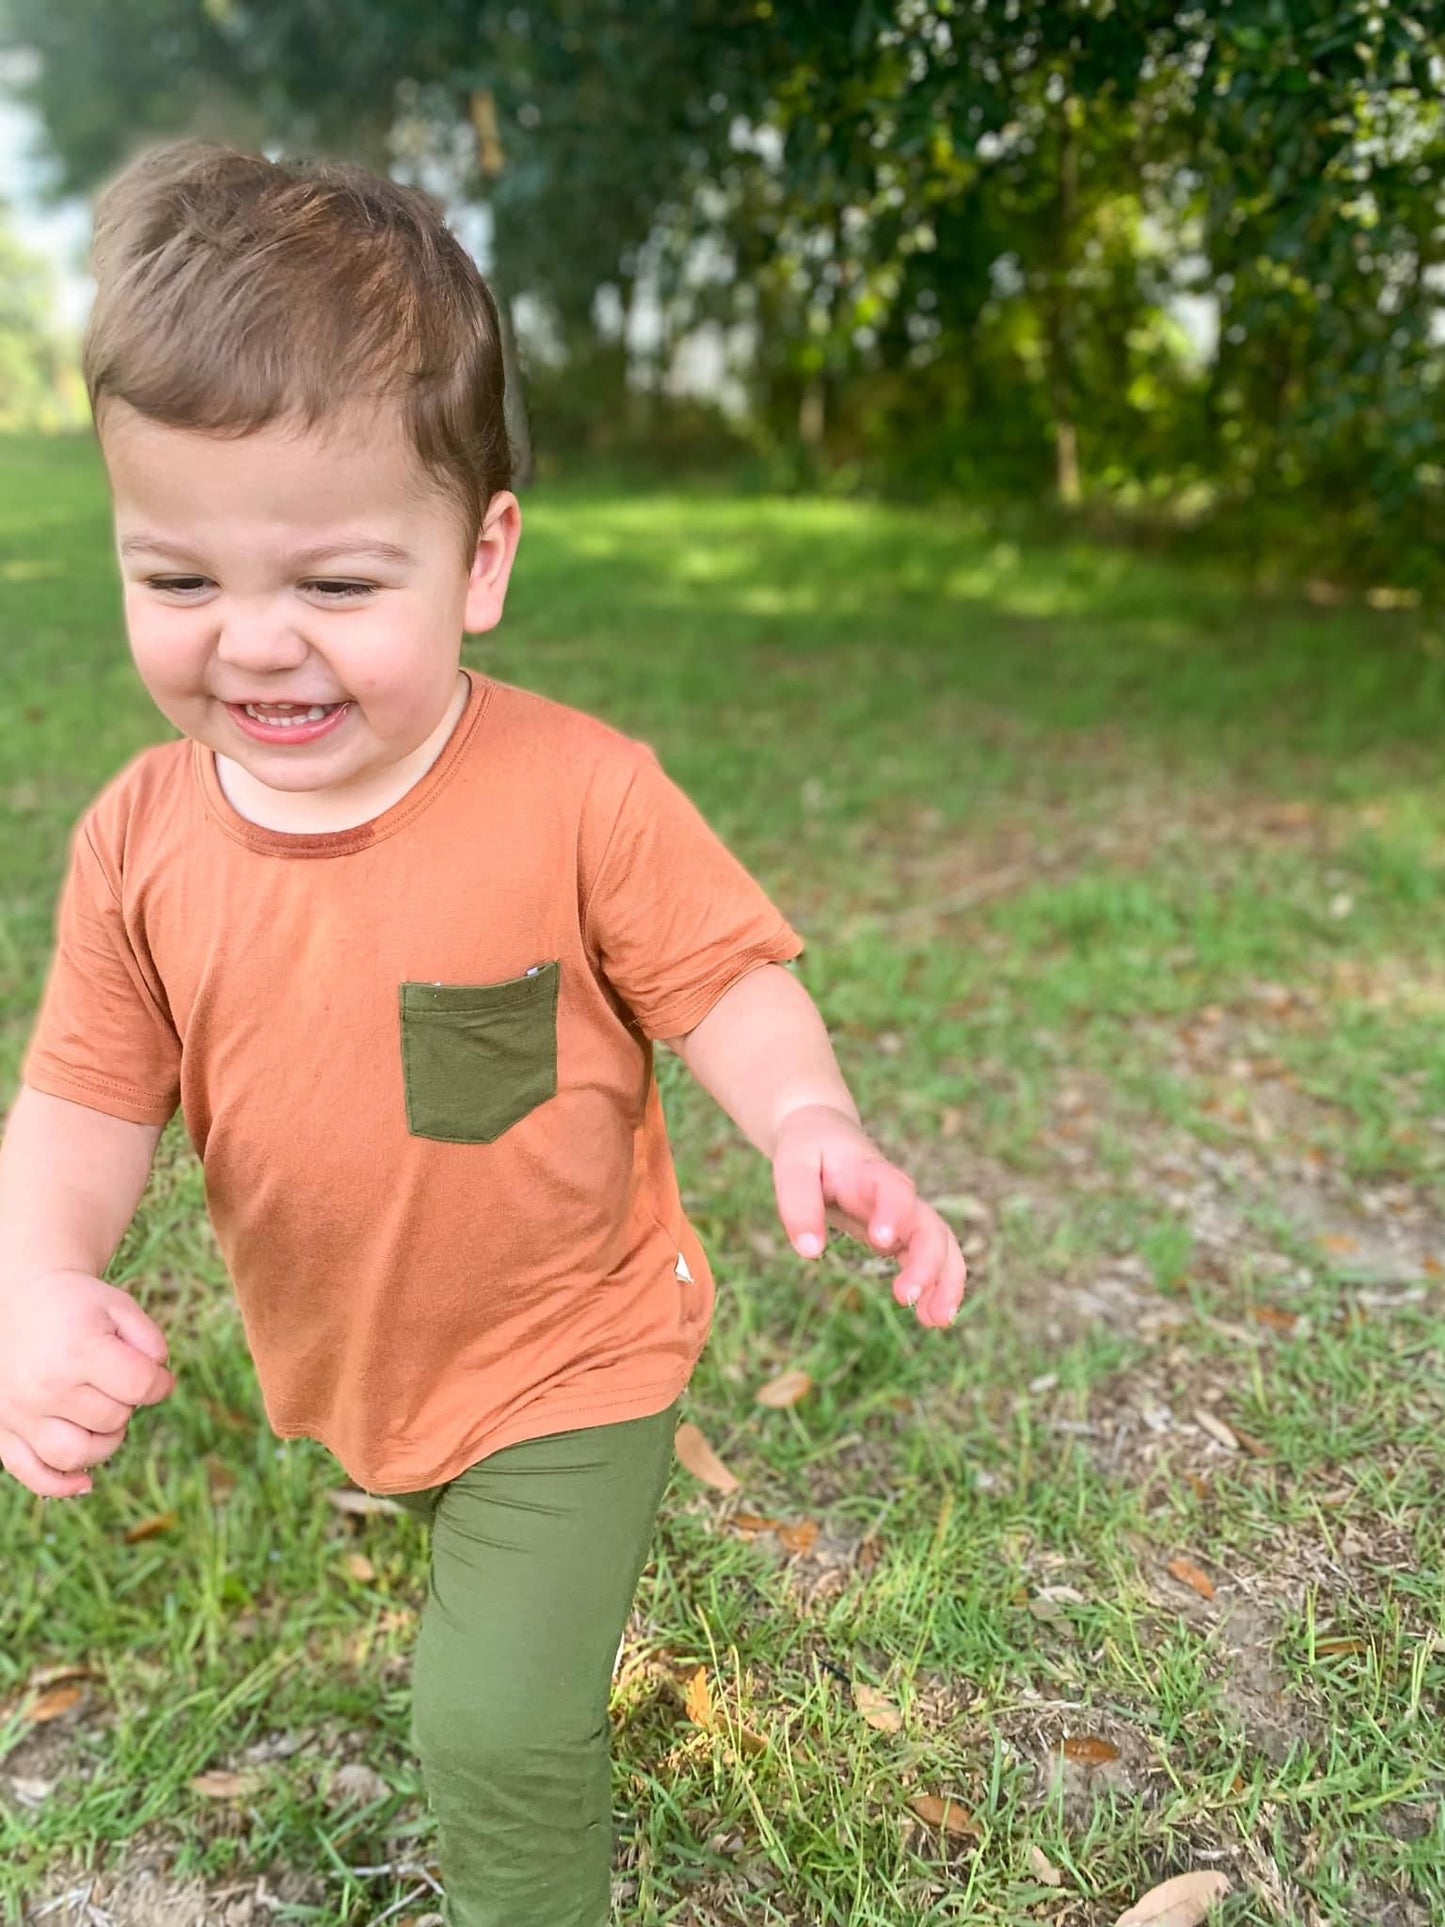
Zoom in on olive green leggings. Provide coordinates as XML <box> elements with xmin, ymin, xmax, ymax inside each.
<box><xmin>372</xmin><ymin>1398</ymin><xmax>681</xmax><ymax>1927</ymax></box>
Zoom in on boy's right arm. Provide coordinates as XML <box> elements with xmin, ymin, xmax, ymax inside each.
<box><xmin>0</xmin><ymin>1084</ymin><xmax>177</xmax><ymax>1500</ymax></box>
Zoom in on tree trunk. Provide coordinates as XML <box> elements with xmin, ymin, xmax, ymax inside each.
<box><xmin>496</xmin><ymin>288</ymin><xmax>534</xmax><ymax>489</ymax></box>
<box><xmin>621</xmin><ymin>271</ymin><xmax>657</xmax><ymax>438</ymax></box>
<box><xmin>798</xmin><ymin>376</ymin><xmax>826</xmax><ymax>451</ymax></box>
<box><xmin>1043</xmin><ymin>97</ymin><xmax>1082</xmax><ymax>507</ymax></box>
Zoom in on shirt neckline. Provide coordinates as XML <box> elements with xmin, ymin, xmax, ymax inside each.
<box><xmin>194</xmin><ymin>668</ymin><xmax>491</xmax><ymax>858</ymax></box>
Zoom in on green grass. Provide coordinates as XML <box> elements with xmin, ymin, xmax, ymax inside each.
<box><xmin>2</xmin><ymin>431</ymin><xmax>1444</xmax><ymax>1925</ymax></box>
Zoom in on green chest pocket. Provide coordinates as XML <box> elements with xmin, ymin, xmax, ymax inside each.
<box><xmin>399</xmin><ymin>962</ymin><xmax>559</xmax><ymax>1144</ymax></box>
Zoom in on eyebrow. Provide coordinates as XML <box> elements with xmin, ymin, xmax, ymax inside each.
<box><xmin>118</xmin><ymin>537</ymin><xmax>418</xmax><ymax>568</ymax></box>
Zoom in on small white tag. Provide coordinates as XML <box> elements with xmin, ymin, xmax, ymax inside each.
<box><xmin>675</xmin><ymin>1250</ymin><xmax>694</xmax><ymax>1283</ymax></box>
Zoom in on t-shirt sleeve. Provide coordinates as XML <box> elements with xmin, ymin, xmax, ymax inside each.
<box><xmin>21</xmin><ymin>814</ymin><xmax>182</xmax><ymax>1127</ymax></box>
<box><xmin>581</xmin><ymin>742</ymin><xmax>806</xmax><ymax>1041</ymax></box>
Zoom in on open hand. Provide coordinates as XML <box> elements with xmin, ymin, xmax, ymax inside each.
<box><xmin>771</xmin><ymin>1105</ymin><xmax>966</xmax><ymax>1329</ymax></box>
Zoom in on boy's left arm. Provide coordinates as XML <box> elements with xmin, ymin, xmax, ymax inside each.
<box><xmin>660</xmin><ymin>963</ymin><xmax>966</xmax><ymax>1329</ymax></box>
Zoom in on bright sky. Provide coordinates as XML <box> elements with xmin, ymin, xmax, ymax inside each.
<box><xmin>1</xmin><ymin>87</ymin><xmax>95</xmax><ymax>333</ymax></box>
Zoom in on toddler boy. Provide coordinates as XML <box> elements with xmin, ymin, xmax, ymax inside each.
<box><xmin>0</xmin><ymin>142</ymin><xmax>965</xmax><ymax>1927</ymax></box>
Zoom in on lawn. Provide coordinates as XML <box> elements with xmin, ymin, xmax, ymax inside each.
<box><xmin>1</xmin><ymin>430</ymin><xmax>1443</xmax><ymax>1927</ymax></box>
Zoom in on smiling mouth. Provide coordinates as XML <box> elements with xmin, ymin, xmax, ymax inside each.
<box><xmin>239</xmin><ymin>701</ymin><xmax>343</xmax><ymax>726</ymax></box>
<box><xmin>225</xmin><ymin>699</ymin><xmax>352</xmax><ymax>744</ymax></box>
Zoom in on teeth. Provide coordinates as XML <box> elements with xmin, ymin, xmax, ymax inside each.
<box><xmin>243</xmin><ymin>703</ymin><xmax>336</xmax><ymax>726</ymax></box>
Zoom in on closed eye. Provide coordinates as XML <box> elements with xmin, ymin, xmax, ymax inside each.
<box><xmin>304</xmin><ymin>580</ymin><xmax>379</xmax><ymax>601</ymax></box>
<box><xmin>143</xmin><ymin>576</ymin><xmax>379</xmax><ymax>602</ymax></box>
<box><xmin>144</xmin><ymin>577</ymin><xmax>211</xmax><ymax>596</ymax></box>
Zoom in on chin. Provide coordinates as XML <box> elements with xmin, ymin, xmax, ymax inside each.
<box><xmin>235</xmin><ymin>758</ymin><xmax>355</xmax><ymax>792</ymax></box>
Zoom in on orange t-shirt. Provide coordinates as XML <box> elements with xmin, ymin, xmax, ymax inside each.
<box><xmin>21</xmin><ymin>671</ymin><xmax>805</xmax><ymax>1491</ymax></box>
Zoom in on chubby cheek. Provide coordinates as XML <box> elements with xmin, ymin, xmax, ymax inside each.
<box><xmin>340</xmin><ymin>633</ymin><xmax>456</xmax><ymax>736</ymax></box>
<box><xmin>124</xmin><ymin>605</ymin><xmax>211</xmax><ymax>711</ymax></box>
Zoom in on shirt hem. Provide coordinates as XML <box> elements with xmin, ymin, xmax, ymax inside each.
<box><xmin>639</xmin><ymin>926</ymin><xmax>806</xmax><ymax>1042</ymax></box>
<box><xmin>20</xmin><ymin>1062</ymin><xmax>177</xmax><ymax>1127</ymax></box>
<box><xmin>272</xmin><ymin>1370</ymin><xmax>699</xmax><ymax>1496</ymax></box>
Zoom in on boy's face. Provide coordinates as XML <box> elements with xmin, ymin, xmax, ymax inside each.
<box><xmin>99</xmin><ymin>400</ymin><xmax>521</xmax><ymax>800</ymax></box>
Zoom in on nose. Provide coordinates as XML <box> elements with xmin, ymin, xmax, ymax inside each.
<box><xmin>214</xmin><ymin>603</ymin><xmax>310</xmax><ymax>675</ymax></box>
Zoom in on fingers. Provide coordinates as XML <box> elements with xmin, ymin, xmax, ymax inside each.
<box><xmin>861</xmin><ymin>1166</ymin><xmax>918</xmax><ymax>1253</ymax></box>
<box><xmin>773</xmin><ymin>1135</ymin><xmax>829</xmax><ymax>1258</ymax></box>
<box><xmin>31</xmin><ymin>1413</ymin><xmax>129</xmax><ymax>1474</ymax></box>
<box><xmin>133</xmin><ymin>1363</ymin><xmax>178</xmax><ymax>1408</ymax></box>
<box><xmin>0</xmin><ymin>1426</ymin><xmax>95</xmax><ymax>1500</ymax></box>
<box><xmin>891</xmin><ymin>1209</ymin><xmax>950</xmax><ymax>1309</ymax></box>
<box><xmin>58</xmin><ymin>1382</ymin><xmax>139</xmax><ymax>1435</ymax></box>
<box><xmin>821</xmin><ymin>1154</ymin><xmax>916</xmax><ymax>1251</ymax></box>
<box><xmin>892</xmin><ymin>1209</ymin><xmax>968</xmax><ymax>1328</ymax></box>
<box><xmin>85</xmin><ymin>1332</ymin><xmax>176</xmax><ymax>1410</ymax></box>
<box><xmin>918</xmin><ymin>1229</ymin><xmax>968</xmax><ymax>1330</ymax></box>
<box><xmin>101</xmin><ymin>1287</ymin><xmax>170</xmax><ymax>1367</ymax></box>
<box><xmin>774</xmin><ymin>1125</ymin><xmax>968</xmax><ymax>1331</ymax></box>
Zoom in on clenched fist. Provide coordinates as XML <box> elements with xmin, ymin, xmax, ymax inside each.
<box><xmin>0</xmin><ymin>1269</ymin><xmax>176</xmax><ymax>1500</ymax></box>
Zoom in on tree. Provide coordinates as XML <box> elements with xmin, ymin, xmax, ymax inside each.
<box><xmin>4</xmin><ymin>0</ymin><xmax>1443</xmax><ymax>581</ymax></box>
<box><xmin>0</xmin><ymin>206</ymin><xmax>72</xmax><ymax>430</ymax></box>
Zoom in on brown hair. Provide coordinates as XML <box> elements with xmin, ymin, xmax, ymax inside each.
<box><xmin>84</xmin><ymin>140</ymin><xmax>511</xmax><ymax>560</ymax></box>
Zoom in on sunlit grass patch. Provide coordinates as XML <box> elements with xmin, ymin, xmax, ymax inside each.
<box><xmin>2</xmin><ymin>432</ymin><xmax>1444</xmax><ymax>1923</ymax></box>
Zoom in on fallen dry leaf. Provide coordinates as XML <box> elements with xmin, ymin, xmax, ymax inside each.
<box><xmin>908</xmin><ymin>1793</ymin><xmax>977</xmax><ymax>1838</ymax></box>
<box><xmin>731</xmin><ymin>1511</ymin><xmax>783</xmax><ymax>1537</ymax></box>
<box><xmin>1230</xmin><ymin>1424</ymin><xmax>1270</xmax><ymax>1459</ymax></box>
<box><xmin>934</xmin><ymin>1193</ymin><xmax>992</xmax><ymax>1225</ymax></box>
<box><xmin>1029</xmin><ymin>1844</ymin><xmax>1064</xmax><ymax>1887</ymax></box>
<box><xmin>0</xmin><ymin>1664</ymin><xmax>94</xmax><ymax>1724</ymax></box>
<box><xmin>342</xmin><ymin>1553</ymin><xmax>376</xmax><ymax>1583</ymax></box>
<box><xmin>27</xmin><ymin>1664</ymin><xmax>96</xmax><ymax>1691</ymax></box>
<box><xmin>1115</xmin><ymin>1868</ymin><xmax>1232</xmax><ymax>1925</ymax></box>
<box><xmin>1317</xmin><ymin>1233</ymin><xmax>1359</xmax><ymax>1257</ymax></box>
<box><xmin>755</xmin><ymin>1369</ymin><xmax>813</xmax><ymax>1409</ymax></box>
<box><xmin>324</xmin><ymin>1762</ymin><xmax>391</xmax><ymax>1808</ymax></box>
<box><xmin>24</xmin><ymin>1682</ymin><xmax>86</xmax><ymax>1724</ymax></box>
<box><xmin>681</xmin><ymin>1666</ymin><xmax>766</xmax><ymax>1756</ymax></box>
<box><xmin>1167</xmin><ymin>1557</ymin><xmax>1216</xmax><ymax>1601</ymax></box>
<box><xmin>1061</xmin><ymin>1735</ymin><xmax>1121</xmax><ymax>1765</ymax></box>
<box><xmin>1029</xmin><ymin>1597</ymin><xmax>1067</xmax><ymax>1624</ymax></box>
<box><xmin>675</xmin><ymin>1422</ymin><xmax>741</xmax><ymax>1494</ymax></box>
<box><xmin>853</xmin><ymin>1684</ymin><xmax>903</xmax><ymax>1733</ymax></box>
<box><xmin>326</xmin><ymin>1489</ymin><xmax>405</xmax><ymax>1517</ymax></box>
<box><xmin>189</xmin><ymin>1769</ymin><xmax>265</xmax><ymax>1799</ymax></box>
<box><xmin>204</xmin><ymin>1459</ymin><xmax>238</xmax><ymax>1503</ymax></box>
<box><xmin>776</xmin><ymin>1519</ymin><xmax>820</xmax><ymax>1556</ymax></box>
<box><xmin>1316</xmin><ymin>1637</ymin><xmax>1368</xmax><ymax>1658</ymax></box>
<box><xmin>123</xmin><ymin>1510</ymin><xmax>179</xmax><ymax>1544</ymax></box>
<box><xmin>6</xmin><ymin>1776</ymin><xmax>55</xmax><ymax>1807</ymax></box>
<box><xmin>684</xmin><ymin>1666</ymin><xmax>715</xmax><ymax>1729</ymax></box>
<box><xmin>731</xmin><ymin>1721</ymin><xmax>769</xmax><ymax>1758</ymax></box>
<box><xmin>1248</xmin><ymin>1305</ymin><xmax>1298</xmax><ymax>1334</ymax></box>
<box><xmin>1193</xmin><ymin>1409</ymin><xmax>1239</xmax><ymax>1452</ymax></box>
<box><xmin>204</xmin><ymin>1399</ymin><xmax>251</xmax><ymax>1433</ymax></box>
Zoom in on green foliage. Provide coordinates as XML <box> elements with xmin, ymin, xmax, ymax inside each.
<box><xmin>1</xmin><ymin>1</ymin><xmax>1442</xmax><ymax>582</ymax></box>
<box><xmin>0</xmin><ymin>209</ymin><xmax>77</xmax><ymax>431</ymax></box>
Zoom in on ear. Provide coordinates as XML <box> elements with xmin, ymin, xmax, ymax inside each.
<box><xmin>462</xmin><ymin>491</ymin><xmax>523</xmax><ymax>635</ymax></box>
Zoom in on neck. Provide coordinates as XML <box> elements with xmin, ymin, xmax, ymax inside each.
<box><xmin>215</xmin><ymin>669</ymin><xmax>470</xmax><ymax>834</ymax></box>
